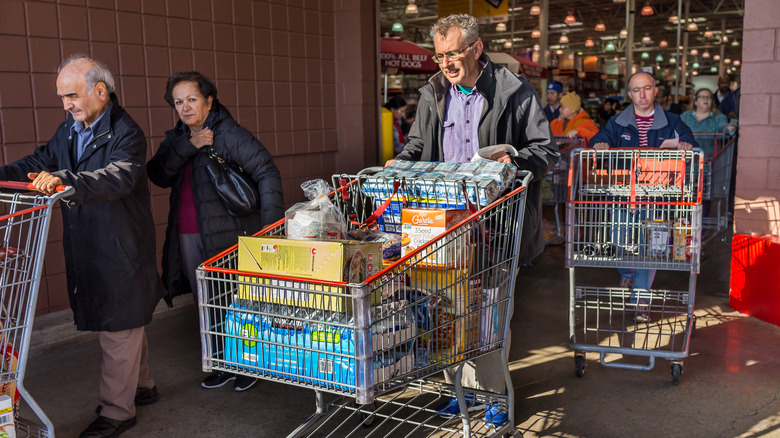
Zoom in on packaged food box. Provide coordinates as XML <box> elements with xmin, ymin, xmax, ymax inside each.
<box><xmin>0</xmin><ymin>395</ymin><xmax>14</xmax><ymax>438</ymax></box>
<box><xmin>237</xmin><ymin>237</ymin><xmax>382</xmax><ymax>311</ymax></box>
<box><xmin>394</xmin><ymin>265</ymin><xmax>479</xmax><ymax>363</ymax></box>
<box><xmin>644</xmin><ymin>220</ymin><xmax>672</xmax><ymax>259</ymax></box>
<box><xmin>673</xmin><ymin>218</ymin><xmax>692</xmax><ymax>261</ymax></box>
<box><xmin>401</xmin><ymin>208</ymin><xmax>470</xmax><ymax>267</ymax></box>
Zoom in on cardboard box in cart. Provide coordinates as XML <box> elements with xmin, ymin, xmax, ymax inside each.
<box><xmin>401</xmin><ymin>208</ymin><xmax>470</xmax><ymax>267</ymax></box>
<box><xmin>0</xmin><ymin>395</ymin><xmax>14</xmax><ymax>438</ymax></box>
<box><xmin>237</xmin><ymin>237</ymin><xmax>382</xmax><ymax>312</ymax></box>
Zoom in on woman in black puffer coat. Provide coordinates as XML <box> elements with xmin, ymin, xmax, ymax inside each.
<box><xmin>148</xmin><ymin>72</ymin><xmax>284</xmax><ymax>305</ymax></box>
<box><xmin>148</xmin><ymin>72</ymin><xmax>284</xmax><ymax>391</ymax></box>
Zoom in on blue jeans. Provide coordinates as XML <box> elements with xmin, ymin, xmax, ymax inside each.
<box><xmin>611</xmin><ymin>203</ymin><xmax>655</xmax><ymax>304</ymax></box>
<box><xmin>618</xmin><ymin>268</ymin><xmax>656</xmax><ymax>304</ymax></box>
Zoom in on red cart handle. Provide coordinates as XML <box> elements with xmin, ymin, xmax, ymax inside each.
<box><xmin>0</xmin><ymin>181</ymin><xmax>69</xmax><ymax>192</ymax></box>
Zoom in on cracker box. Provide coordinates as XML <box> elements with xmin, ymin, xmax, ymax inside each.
<box><xmin>401</xmin><ymin>208</ymin><xmax>470</xmax><ymax>267</ymax></box>
<box><xmin>402</xmin><ymin>265</ymin><xmax>479</xmax><ymax>363</ymax></box>
<box><xmin>0</xmin><ymin>395</ymin><xmax>14</xmax><ymax>438</ymax></box>
<box><xmin>237</xmin><ymin>237</ymin><xmax>382</xmax><ymax>311</ymax></box>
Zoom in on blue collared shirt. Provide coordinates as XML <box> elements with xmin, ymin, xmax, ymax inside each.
<box><xmin>442</xmin><ymin>84</ymin><xmax>484</xmax><ymax>163</ymax></box>
<box><xmin>70</xmin><ymin>109</ymin><xmax>108</xmax><ymax>160</ymax></box>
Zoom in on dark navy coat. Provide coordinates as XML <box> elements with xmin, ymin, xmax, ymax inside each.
<box><xmin>0</xmin><ymin>95</ymin><xmax>164</xmax><ymax>332</ymax></box>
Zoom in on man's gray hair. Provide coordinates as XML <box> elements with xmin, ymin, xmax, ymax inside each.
<box><xmin>430</xmin><ymin>14</ymin><xmax>479</xmax><ymax>44</ymax></box>
<box><xmin>58</xmin><ymin>54</ymin><xmax>115</xmax><ymax>94</ymax></box>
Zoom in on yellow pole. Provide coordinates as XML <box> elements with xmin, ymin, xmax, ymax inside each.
<box><xmin>381</xmin><ymin>107</ymin><xmax>395</xmax><ymax>164</ymax></box>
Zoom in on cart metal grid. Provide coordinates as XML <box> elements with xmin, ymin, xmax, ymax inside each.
<box><xmin>694</xmin><ymin>132</ymin><xmax>736</xmax><ymax>245</ymax></box>
<box><xmin>564</xmin><ymin>149</ymin><xmax>703</xmax><ymax>385</ymax></box>
<box><xmin>542</xmin><ymin>136</ymin><xmax>587</xmax><ymax>246</ymax></box>
<box><xmin>197</xmin><ymin>171</ymin><xmax>531</xmax><ymax>437</ymax></box>
<box><xmin>0</xmin><ymin>182</ymin><xmax>74</xmax><ymax>438</ymax></box>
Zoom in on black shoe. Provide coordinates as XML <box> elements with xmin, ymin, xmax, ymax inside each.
<box><xmin>234</xmin><ymin>375</ymin><xmax>258</xmax><ymax>392</ymax></box>
<box><xmin>79</xmin><ymin>415</ymin><xmax>136</xmax><ymax>438</ymax></box>
<box><xmin>95</xmin><ymin>385</ymin><xmax>159</xmax><ymax>415</ymax></box>
<box><xmin>201</xmin><ymin>371</ymin><xmax>236</xmax><ymax>389</ymax></box>
<box><xmin>135</xmin><ymin>385</ymin><xmax>158</xmax><ymax>406</ymax></box>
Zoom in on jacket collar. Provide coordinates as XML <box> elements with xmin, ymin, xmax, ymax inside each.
<box><xmin>615</xmin><ymin>102</ymin><xmax>668</xmax><ymax>130</ymax></box>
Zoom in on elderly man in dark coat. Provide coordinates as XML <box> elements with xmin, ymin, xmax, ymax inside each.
<box><xmin>0</xmin><ymin>55</ymin><xmax>163</xmax><ymax>438</ymax></box>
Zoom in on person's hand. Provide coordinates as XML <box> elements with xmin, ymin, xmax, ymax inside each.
<box><xmin>725</xmin><ymin>122</ymin><xmax>738</xmax><ymax>133</ymax></box>
<box><xmin>490</xmin><ymin>151</ymin><xmax>512</xmax><ymax>164</ymax></box>
<box><xmin>384</xmin><ymin>159</ymin><xmax>396</xmax><ymax>168</ymax></box>
<box><xmin>677</xmin><ymin>141</ymin><xmax>694</xmax><ymax>151</ymax></box>
<box><xmin>565</xmin><ymin>130</ymin><xmax>578</xmax><ymax>139</ymax></box>
<box><xmin>190</xmin><ymin>127</ymin><xmax>213</xmax><ymax>149</ymax></box>
<box><xmin>591</xmin><ymin>142</ymin><xmax>610</xmax><ymax>150</ymax></box>
<box><xmin>28</xmin><ymin>171</ymin><xmax>62</xmax><ymax>196</ymax></box>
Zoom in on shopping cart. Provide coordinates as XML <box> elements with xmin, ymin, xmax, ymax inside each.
<box><xmin>197</xmin><ymin>169</ymin><xmax>532</xmax><ymax>437</ymax></box>
<box><xmin>694</xmin><ymin>132</ymin><xmax>736</xmax><ymax>245</ymax></box>
<box><xmin>564</xmin><ymin>149</ymin><xmax>703</xmax><ymax>385</ymax></box>
<box><xmin>0</xmin><ymin>181</ymin><xmax>73</xmax><ymax>437</ymax></box>
<box><xmin>542</xmin><ymin>136</ymin><xmax>587</xmax><ymax>245</ymax></box>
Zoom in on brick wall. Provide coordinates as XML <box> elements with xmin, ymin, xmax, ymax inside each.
<box><xmin>0</xmin><ymin>0</ymin><xmax>378</xmax><ymax>316</ymax></box>
<box><xmin>734</xmin><ymin>0</ymin><xmax>780</xmax><ymax>236</ymax></box>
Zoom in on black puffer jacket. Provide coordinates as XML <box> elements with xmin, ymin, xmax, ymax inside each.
<box><xmin>147</xmin><ymin>103</ymin><xmax>284</xmax><ymax>304</ymax></box>
<box><xmin>0</xmin><ymin>95</ymin><xmax>164</xmax><ymax>332</ymax></box>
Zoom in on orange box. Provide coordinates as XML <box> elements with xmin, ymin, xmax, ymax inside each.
<box><xmin>401</xmin><ymin>208</ymin><xmax>470</xmax><ymax>267</ymax></box>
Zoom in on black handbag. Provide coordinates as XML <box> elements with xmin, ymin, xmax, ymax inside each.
<box><xmin>205</xmin><ymin>147</ymin><xmax>260</xmax><ymax>217</ymax></box>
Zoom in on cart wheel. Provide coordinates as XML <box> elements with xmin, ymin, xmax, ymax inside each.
<box><xmin>575</xmin><ymin>355</ymin><xmax>587</xmax><ymax>378</ymax></box>
<box><xmin>671</xmin><ymin>363</ymin><xmax>682</xmax><ymax>386</ymax></box>
<box><xmin>356</xmin><ymin>401</ymin><xmax>376</xmax><ymax>428</ymax></box>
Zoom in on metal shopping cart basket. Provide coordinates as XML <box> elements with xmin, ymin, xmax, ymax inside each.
<box><xmin>542</xmin><ymin>136</ymin><xmax>587</xmax><ymax>246</ymax></box>
<box><xmin>0</xmin><ymin>182</ymin><xmax>74</xmax><ymax>437</ymax></box>
<box><xmin>564</xmin><ymin>149</ymin><xmax>703</xmax><ymax>385</ymax></box>
<box><xmin>694</xmin><ymin>132</ymin><xmax>736</xmax><ymax>245</ymax></box>
<box><xmin>197</xmin><ymin>169</ymin><xmax>531</xmax><ymax>437</ymax></box>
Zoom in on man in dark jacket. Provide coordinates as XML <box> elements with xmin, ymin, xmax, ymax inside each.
<box><xmin>591</xmin><ymin>72</ymin><xmax>697</xmax><ymax>150</ymax></box>
<box><xmin>0</xmin><ymin>55</ymin><xmax>163</xmax><ymax>437</ymax></box>
<box><xmin>395</xmin><ymin>13</ymin><xmax>558</xmax><ymax>427</ymax></box>
<box><xmin>590</xmin><ymin>71</ymin><xmax>697</xmax><ymax>323</ymax></box>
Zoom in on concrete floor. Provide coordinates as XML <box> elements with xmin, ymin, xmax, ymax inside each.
<box><xmin>20</xmin><ymin>230</ymin><xmax>780</xmax><ymax>438</ymax></box>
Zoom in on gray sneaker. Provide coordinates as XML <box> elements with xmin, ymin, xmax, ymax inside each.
<box><xmin>634</xmin><ymin>304</ymin><xmax>651</xmax><ymax>322</ymax></box>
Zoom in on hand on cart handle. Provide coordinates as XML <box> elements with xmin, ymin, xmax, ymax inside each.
<box><xmin>591</xmin><ymin>142</ymin><xmax>610</xmax><ymax>150</ymax></box>
<box><xmin>27</xmin><ymin>172</ymin><xmax>66</xmax><ymax>195</ymax></box>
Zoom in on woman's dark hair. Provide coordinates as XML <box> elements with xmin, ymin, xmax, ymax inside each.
<box><xmin>383</xmin><ymin>95</ymin><xmax>407</xmax><ymax>111</ymax></box>
<box><xmin>163</xmin><ymin>71</ymin><xmax>219</xmax><ymax>108</ymax></box>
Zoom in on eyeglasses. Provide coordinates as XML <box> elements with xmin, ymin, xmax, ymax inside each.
<box><xmin>629</xmin><ymin>85</ymin><xmax>654</xmax><ymax>94</ymax></box>
<box><xmin>432</xmin><ymin>40</ymin><xmax>478</xmax><ymax>64</ymax></box>
<box><xmin>696</xmin><ymin>95</ymin><xmax>712</xmax><ymax>100</ymax></box>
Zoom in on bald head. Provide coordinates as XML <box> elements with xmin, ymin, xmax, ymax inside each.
<box><xmin>627</xmin><ymin>71</ymin><xmax>657</xmax><ymax>116</ymax></box>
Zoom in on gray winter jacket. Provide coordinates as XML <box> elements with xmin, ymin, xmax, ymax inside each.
<box><xmin>397</xmin><ymin>53</ymin><xmax>558</xmax><ymax>264</ymax></box>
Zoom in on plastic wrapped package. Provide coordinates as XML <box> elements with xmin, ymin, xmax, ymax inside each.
<box><xmin>285</xmin><ymin>179</ymin><xmax>346</xmax><ymax>240</ymax></box>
